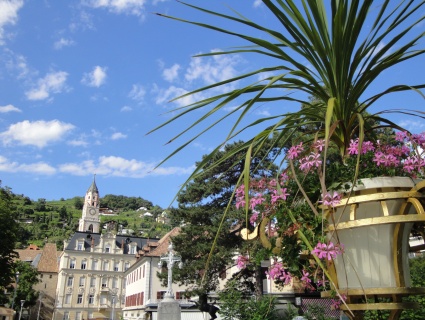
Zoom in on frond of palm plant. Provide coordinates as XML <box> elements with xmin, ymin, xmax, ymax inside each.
<box><xmin>150</xmin><ymin>0</ymin><xmax>425</xmax><ymax>178</ymax></box>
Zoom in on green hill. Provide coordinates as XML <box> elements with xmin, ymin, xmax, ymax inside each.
<box><xmin>9</xmin><ymin>191</ymin><xmax>172</xmax><ymax>250</ymax></box>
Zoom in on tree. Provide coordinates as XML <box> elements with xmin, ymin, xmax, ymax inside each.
<box><xmin>10</xmin><ymin>260</ymin><xmax>40</xmax><ymax>311</ymax></box>
<box><xmin>169</xmin><ymin>141</ymin><xmax>279</xmax><ymax>295</ymax></box>
<box><xmin>59</xmin><ymin>206</ymin><xmax>68</xmax><ymax>221</ymax></box>
<box><xmin>0</xmin><ymin>184</ymin><xmax>19</xmax><ymax>304</ymax></box>
<box><xmin>35</xmin><ymin>198</ymin><xmax>47</xmax><ymax>212</ymax></box>
<box><xmin>73</xmin><ymin>197</ymin><xmax>84</xmax><ymax>210</ymax></box>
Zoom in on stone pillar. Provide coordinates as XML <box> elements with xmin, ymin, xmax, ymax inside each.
<box><xmin>157</xmin><ymin>297</ymin><xmax>181</xmax><ymax>320</ymax></box>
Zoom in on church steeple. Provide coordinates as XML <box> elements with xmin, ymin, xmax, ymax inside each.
<box><xmin>78</xmin><ymin>176</ymin><xmax>101</xmax><ymax>233</ymax></box>
<box><xmin>87</xmin><ymin>174</ymin><xmax>98</xmax><ymax>193</ymax></box>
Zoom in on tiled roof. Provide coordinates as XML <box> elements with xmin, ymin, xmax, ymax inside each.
<box><xmin>145</xmin><ymin>227</ymin><xmax>180</xmax><ymax>257</ymax></box>
<box><xmin>37</xmin><ymin>243</ymin><xmax>59</xmax><ymax>273</ymax></box>
<box><xmin>16</xmin><ymin>248</ymin><xmax>41</xmax><ymax>263</ymax></box>
<box><xmin>65</xmin><ymin>231</ymin><xmax>158</xmax><ymax>254</ymax></box>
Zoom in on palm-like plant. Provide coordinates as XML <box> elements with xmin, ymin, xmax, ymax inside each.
<box><xmin>151</xmin><ymin>3</ymin><xmax>425</xmax><ymax>315</ymax></box>
<box><xmin>151</xmin><ymin>0</ymin><xmax>425</xmax><ymax>173</ymax></box>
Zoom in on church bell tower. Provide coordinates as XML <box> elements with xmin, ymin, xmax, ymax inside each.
<box><xmin>78</xmin><ymin>175</ymin><xmax>100</xmax><ymax>233</ymax></box>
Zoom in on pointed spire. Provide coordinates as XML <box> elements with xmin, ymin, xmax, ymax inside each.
<box><xmin>87</xmin><ymin>174</ymin><xmax>98</xmax><ymax>193</ymax></box>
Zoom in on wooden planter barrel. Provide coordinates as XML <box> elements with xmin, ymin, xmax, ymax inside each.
<box><xmin>322</xmin><ymin>177</ymin><xmax>425</xmax><ymax>319</ymax></box>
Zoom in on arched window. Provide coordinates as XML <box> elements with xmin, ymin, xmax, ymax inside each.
<box><xmin>88</xmin><ymin>224</ymin><xmax>93</xmax><ymax>232</ymax></box>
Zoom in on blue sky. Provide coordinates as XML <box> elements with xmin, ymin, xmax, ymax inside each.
<box><xmin>0</xmin><ymin>0</ymin><xmax>424</xmax><ymax>208</ymax></box>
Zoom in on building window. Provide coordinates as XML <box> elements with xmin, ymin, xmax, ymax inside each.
<box><xmin>76</xmin><ymin>312</ymin><xmax>81</xmax><ymax>320</ymax></box>
<box><xmin>49</xmin><ymin>275</ymin><xmax>52</xmax><ymax>279</ymax></box>
<box><xmin>63</xmin><ymin>312</ymin><xmax>69</xmax><ymax>320</ymax></box>
<box><xmin>124</xmin><ymin>262</ymin><xmax>130</xmax><ymax>271</ymax></box>
<box><xmin>90</xmin><ymin>277</ymin><xmax>96</xmax><ymax>287</ymax></box>
<box><xmin>129</xmin><ymin>245</ymin><xmax>136</xmax><ymax>254</ymax></box>
<box><xmin>103</xmin><ymin>261</ymin><xmax>109</xmax><ymax>271</ymax></box>
<box><xmin>65</xmin><ymin>294</ymin><xmax>71</xmax><ymax>304</ymax></box>
<box><xmin>114</xmin><ymin>262</ymin><xmax>119</xmax><ymax>272</ymax></box>
<box><xmin>101</xmin><ymin>278</ymin><xmax>108</xmax><ymax>288</ymax></box>
<box><xmin>176</xmin><ymin>291</ymin><xmax>189</xmax><ymax>300</ymax></box>
<box><xmin>105</xmin><ymin>245</ymin><xmax>110</xmax><ymax>253</ymax></box>
<box><xmin>77</xmin><ymin>294</ymin><xmax>83</xmax><ymax>304</ymax></box>
<box><xmin>156</xmin><ymin>291</ymin><xmax>166</xmax><ymax>300</ymax></box>
<box><xmin>88</xmin><ymin>312</ymin><xmax>93</xmax><ymax>319</ymax></box>
<box><xmin>69</xmin><ymin>259</ymin><xmax>76</xmax><ymax>269</ymax></box>
<box><xmin>77</xmin><ymin>241</ymin><xmax>84</xmax><ymax>251</ymax></box>
<box><xmin>79</xmin><ymin>277</ymin><xmax>85</xmax><ymax>287</ymax></box>
<box><xmin>92</xmin><ymin>260</ymin><xmax>98</xmax><ymax>270</ymax></box>
<box><xmin>67</xmin><ymin>276</ymin><xmax>73</xmax><ymax>287</ymax></box>
<box><xmin>112</xmin><ymin>277</ymin><xmax>118</xmax><ymax>288</ymax></box>
<box><xmin>81</xmin><ymin>260</ymin><xmax>87</xmax><ymax>270</ymax></box>
<box><xmin>88</xmin><ymin>294</ymin><xmax>94</xmax><ymax>304</ymax></box>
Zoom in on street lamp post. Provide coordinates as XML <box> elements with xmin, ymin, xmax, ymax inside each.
<box><xmin>37</xmin><ymin>292</ymin><xmax>43</xmax><ymax>320</ymax></box>
<box><xmin>111</xmin><ymin>294</ymin><xmax>116</xmax><ymax>320</ymax></box>
<box><xmin>157</xmin><ymin>243</ymin><xmax>182</xmax><ymax>300</ymax></box>
<box><xmin>18</xmin><ymin>300</ymin><xmax>25</xmax><ymax>320</ymax></box>
<box><xmin>11</xmin><ymin>271</ymin><xmax>20</xmax><ymax>310</ymax></box>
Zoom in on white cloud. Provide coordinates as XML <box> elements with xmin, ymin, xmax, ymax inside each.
<box><xmin>162</xmin><ymin>63</ymin><xmax>180</xmax><ymax>82</ymax></box>
<box><xmin>68</xmin><ymin>139</ymin><xmax>89</xmax><ymax>147</ymax></box>
<box><xmin>0</xmin><ymin>0</ymin><xmax>23</xmax><ymax>45</ymax></box>
<box><xmin>128</xmin><ymin>84</ymin><xmax>146</xmax><ymax>102</ymax></box>
<box><xmin>253</xmin><ymin>0</ymin><xmax>262</xmax><ymax>8</ymax></box>
<box><xmin>81</xmin><ymin>66</ymin><xmax>107</xmax><ymax>87</ymax></box>
<box><xmin>59</xmin><ymin>155</ymin><xmax>193</xmax><ymax>178</ymax></box>
<box><xmin>154</xmin><ymin>85</ymin><xmax>200</xmax><ymax>108</ymax></box>
<box><xmin>0</xmin><ymin>104</ymin><xmax>21</xmax><ymax>113</ymax></box>
<box><xmin>111</xmin><ymin>132</ymin><xmax>127</xmax><ymax>140</ymax></box>
<box><xmin>25</xmin><ymin>71</ymin><xmax>69</xmax><ymax>100</ymax></box>
<box><xmin>54</xmin><ymin>37</ymin><xmax>75</xmax><ymax>50</ymax></box>
<box><xmin>84</xmin><ymin>0</ymin><xmax>147</xmax><ymax>17</ymax></box>
<box><xmin>4</xmin><ymin>50</ymin><xmax>31</xmax><ymax>79</ymax></box>
<box><xmin>0</xmin><ymin>156</ymin><xmax>56</xmax><ymax>174</ymax></box>
<box><xmin>398</xmin><ymin>119</ymin><xmax>425</xmax><ymax>132</ymax></box>
<box><xmin>185</xmin><ymin>51</ymin><xmax>241</xmax><ymax>86</ymax></box>
<box><xmin>120</xmin><ymin>106</ymin><xmax>132</xmax><ymax>112</ymax></box>
<box><xmin>0</xmin><ymin>119</ymin><xmax>75</xmax><ymax>148</ymax></box>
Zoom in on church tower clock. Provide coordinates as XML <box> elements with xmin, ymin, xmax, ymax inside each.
<box><xmin>78</xmin><ymin>176</ymin><xmax>100</xmax><ymax>233</ymax></box>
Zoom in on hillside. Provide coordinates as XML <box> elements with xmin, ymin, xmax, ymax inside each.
<box><xmin>10</xmin><ymin>192</ymin><xmax>173</xmax><ymax>250</ymax></box>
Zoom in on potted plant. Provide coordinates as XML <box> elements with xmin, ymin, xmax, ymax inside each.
<box><xmin>235</xmin><ymin>132</ymin><xmax>425</xmax><ymax>319</ymax></box>
<box><xmin>150</xmin><ymin>1</ymin><xmax>425</xmax><ymax>318</ymax></box>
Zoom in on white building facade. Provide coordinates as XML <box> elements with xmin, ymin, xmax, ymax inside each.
<box><xmin>54</xmin><ymin>179</ymin><xmax>158</xmax><ymax>320</ymax></box>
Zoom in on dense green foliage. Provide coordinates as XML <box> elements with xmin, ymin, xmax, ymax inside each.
<box><xmin>0</xmin><ymin>184</ymin><xmax>19</xmax><ymax>304</ymax></box>
<box><xmin>101</xmin><ymin>194</ymin><xmax>154</xmax><ymax>211</ymax></box>
<box><xmin>218</xmin><ymin>280</ymin><xmax>278</xmax><ymax>320</ymax></box>
<box><xmin>399</xmin><ymin>255</ymin><xmax>425</xmax><ymax>320</ymax></box>
<box><xmin>9</xmin><ymin>260</ymin><xmax>40</xmax><ymax>311</ymax></box>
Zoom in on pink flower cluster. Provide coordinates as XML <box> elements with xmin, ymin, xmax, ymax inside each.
<box><xmin>266</xmin><ymin>262</ymin><xmax>292</xmax><ymax>285</ymax></box>
<box><xmin>235</xmin><ymin>174</ymin><xmax>290</xmax><ymax>226</ymax></box>
<box><xmin>331</xmin><ymin>294</ymin><xmax>347</xmax><ymax>310</ymax></box>
<box><xmin>312</xmin><ymin>241</ymin><xmax>344</xmax><ymax>260</ymax></box>
<box><xmin>348</xmin><ymin>134</ymin><xmax>425</xmax><ymax>175</ymax></box>
<box><xmin>236</xmin><ymin>255</ymin><xmax>250</xmax><ymax>269</ymax></box>
<box><xmin>320</xmin><ymin>191</ymin><xmax>342</xmax><ymax>207</ymax></box>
